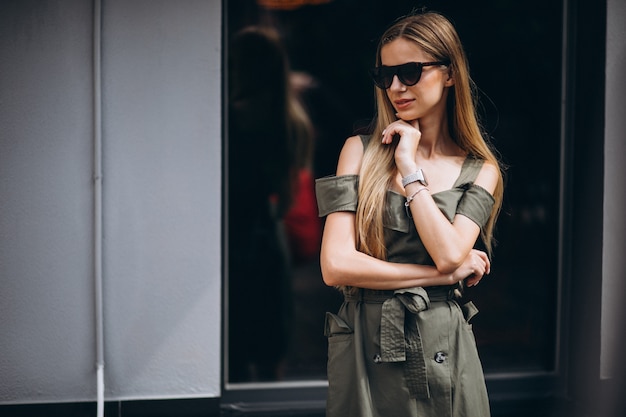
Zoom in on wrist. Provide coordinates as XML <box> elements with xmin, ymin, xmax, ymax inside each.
<box><xmin>397</xmin><ymin>162</ymin><xmax>418</xmax><ymax>178</ymax></box>
<box><xmin>404</xmin><ymin>185</ymin><xmax>430</xmax><ymax>218</ymax></box>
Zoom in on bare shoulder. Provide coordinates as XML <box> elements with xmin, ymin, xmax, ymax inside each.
<box><xmin>474</xmin><ymin>160</ymin><xmax>500</xmax><ymax>195</ymax></box>
<box><xmin>336</xmin><ymin>135</ymin><xmax>365</xmax><ymax>176</ymax></box>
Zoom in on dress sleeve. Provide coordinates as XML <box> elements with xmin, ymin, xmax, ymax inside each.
<box><xmin>456</xmin><ymin>184</ymin><xmax>495</xmax><ymax>229</ymax></box>
<box><xmin>315</xmin><ymin>175</ymin><xmax>359</xmax><ymax>217</ymax></box>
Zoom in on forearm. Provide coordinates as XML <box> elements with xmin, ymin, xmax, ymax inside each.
<box><xmin>320</xmin><ymin>242</ymin><xmax>456</xmax><ymax>290</ymax></box>
<box><xmin>404</xmin><ymin>182</ymin><xmax>476</xmax><ymax>272</ymax></box>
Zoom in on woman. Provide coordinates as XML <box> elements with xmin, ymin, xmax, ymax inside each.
<box><xmin>315</xmin><ymin>11</ymin><xmax>504</xmax><ymax>417</ymax></box>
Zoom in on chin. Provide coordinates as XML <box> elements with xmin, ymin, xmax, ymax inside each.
<box><xmin>396</xmin><ymin>112</ymin><xmax>418</xmax><ymax>122</ymax></box>
<box><xmin>396</xmin><ymin>110</ymin><xmax>419</xmax><ymax>122</ymax></box>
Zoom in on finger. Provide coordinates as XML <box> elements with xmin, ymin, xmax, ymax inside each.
<box><xmin>481</xmin><ymin>253</ymin><xmax>491</xmax><ymax>275</ymax></box>
<box><xmin>469</xmin><ymin>261</ymin><xmax>487</xmax><ymax>283</ymax></box>
<box><xmin>475</xmin><ymin>250</ymin><xmax>490</xmax><ymax>274</ymax></box>
<box><xmin>468</xmin><ymin>271</ymin><xmax>484</xmax><ymax>287</ymax></box>
<box><xmin>382</xmin><ymin>128</ymin><xmax>393</xmax><ymax>144</ymax></box>
<box><xmin>382</xmin><ymin>125</ymin><xmax>399</xmax><ymax>144</ymax></box>
<box><xmin>466</xmin><ymin>274</ymin><xmax>480</xmax><ymax>287</ymax></box>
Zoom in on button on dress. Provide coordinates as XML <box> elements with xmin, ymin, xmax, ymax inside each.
<box><xmin>315</xmin><ymin>136</ymin><xmax>495</xmax><ymax>417</ymax></box>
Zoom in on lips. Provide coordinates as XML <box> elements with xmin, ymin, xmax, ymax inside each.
<box><xmin>394</xmin><ymin>98</ymin><xmax>414</xmax><ymax>110</ymax></box>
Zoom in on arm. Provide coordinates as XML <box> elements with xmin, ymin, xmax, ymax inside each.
<box><xmin>320</xmin><ymin>211</ymin><xmax>489</xmax><ymax>289</ymax></box>
<box><xmin>382</xmin><ymin>121</ymin><xmax>499</xmax><ymax>273</ymax></box>
<box><xmin>403</xmin><ymin>162</ymin><xmax>499</xmax><ymax>273</ymax></box>
<box><xmin>319</xmin><ymin>136</ymin><xmax>490</xmax><ymax>290</ymax></box>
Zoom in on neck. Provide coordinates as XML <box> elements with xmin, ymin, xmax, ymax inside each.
<box><xmin>416</xmin><ymin>114</ymin><xmax>455</xmax><ymax>159</ymax></box>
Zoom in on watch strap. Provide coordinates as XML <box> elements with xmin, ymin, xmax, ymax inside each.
<box><xmin>401</xmin><ymin>169</ymin><xmax>427</xmax><ymax>188</ymax></box>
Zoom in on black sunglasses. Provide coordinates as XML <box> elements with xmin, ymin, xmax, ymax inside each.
<box><xmin>369</xmin><ymin>61</ymin><xmax>450</xmax><ymax>89</ymax></box>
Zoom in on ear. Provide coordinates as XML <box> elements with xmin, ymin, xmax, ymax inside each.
<box><xmin>444</xmin><ymin>69</ymin><xmax>455</xmax><ymax>87</ymax></box>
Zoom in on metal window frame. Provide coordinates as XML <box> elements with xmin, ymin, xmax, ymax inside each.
<box><xmin>220</xmin><ymin>0</ymin><xmax>605</xmax><ymax>412</ymax></box>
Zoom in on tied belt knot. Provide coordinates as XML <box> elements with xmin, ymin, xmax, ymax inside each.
<box><xmin>346</xmin><ymin>286</ymin><xmax>452</xmax><ymax>399</ymax></box>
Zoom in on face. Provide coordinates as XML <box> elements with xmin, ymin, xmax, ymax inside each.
<box><xmin>379</xmin><ymin>38</ymin><xmax>453</xmax><ymax>122</ymax></box>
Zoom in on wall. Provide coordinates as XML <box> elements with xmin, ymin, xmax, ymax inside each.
<box><xmin>0</xmin><ymin>0</ymin><xmax>222</xmax><ymax>404</ymax></box>
<box><xmin>601</xmin><ymin>0</ymin><xmax>626</xmax><ymax>380</ymax></box>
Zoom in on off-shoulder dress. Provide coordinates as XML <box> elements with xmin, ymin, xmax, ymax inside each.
<box><xmin>315</xmin><ymin>135</ymin><xmax>494</xmax><ymax>417</ymax></box>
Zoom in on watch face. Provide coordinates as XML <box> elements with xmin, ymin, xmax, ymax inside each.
<box><xmin>418</xmin><ymin>169</ymin><xmax>428</xmax><ymax>186</ymax></box>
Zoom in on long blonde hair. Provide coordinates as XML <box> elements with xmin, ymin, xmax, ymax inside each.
<box><xmin>356</xmin><ymin>12</ymin><xmax>504</xmax><ymax>260</ymax></box>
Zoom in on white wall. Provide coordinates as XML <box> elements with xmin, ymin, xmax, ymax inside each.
<box><xmin>601</xmin><ymin>0</ymin><xmax>626</xmax><ymax>380</ymax></box>
<box><xmin>0</xmin><ymin>0</ymin><xmax>222</xmax><ymax>404</ymax></box>
<box><xmin>0</xmin><ymin>0</ymin><xmax>96</xmax><ymax>403</ymax></box>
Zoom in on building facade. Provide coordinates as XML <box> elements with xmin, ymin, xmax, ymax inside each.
<box><xmin>1</xmin><ymin>0</ymin><xmax>624</xmax><ymax>416</ymax></box>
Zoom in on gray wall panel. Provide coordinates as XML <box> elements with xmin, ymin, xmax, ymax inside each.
<box><xmin>0</xmin><ymin>0</ymin><xmax>95</xmax><ymax>403</ymax></box>
<box><xmin>101</xmin><ymin>0</ymin><xmax>221</xmax><ymax>399</ymax></box>
<box><xmin>601</xmin><ymin>0</ymin><xmax>626</xmax><ymax>380</ymax></box>
<box><xmin>0</xmin><ymin>0</ymin><xmax>222</xmax><ymax>404</ymax></box>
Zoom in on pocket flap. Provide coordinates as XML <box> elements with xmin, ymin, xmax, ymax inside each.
<box><xmin>324</xmin><ymin>312</ymin><xmax>353</xmax><ymax>337</ymax></box>
<box><xmin>460</xmin><ymin>301</ymin><xmax>479</xmax><ymax>323</ymax></box>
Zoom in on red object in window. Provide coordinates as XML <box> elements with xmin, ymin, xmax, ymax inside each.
<box><xmin>284</xmin><ymin>169</ymin><xmax>322</xmax><ymax>263</ymax></box>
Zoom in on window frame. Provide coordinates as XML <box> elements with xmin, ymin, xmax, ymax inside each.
<box><xmin>220</xmin><ymin>0</ymin><xmax>603</xmax><ymax>412</ymax></box>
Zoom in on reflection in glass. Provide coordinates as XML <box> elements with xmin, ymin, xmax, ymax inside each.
<box><xmin>227</xmin><ymin>25</ymin><xmax>325</xmax><ymax>382</ymax></box>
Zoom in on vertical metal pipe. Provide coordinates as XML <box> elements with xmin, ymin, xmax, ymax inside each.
<box><xmin>93</xmin><ymin>0</ymin><xmax>105</xmax><ymax>415</ymax></box>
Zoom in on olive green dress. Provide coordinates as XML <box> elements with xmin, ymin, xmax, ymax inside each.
<box><xmin>315</xmin><ymin>136</ymin><xmax>495</xmax><ymax>417</ymax></box>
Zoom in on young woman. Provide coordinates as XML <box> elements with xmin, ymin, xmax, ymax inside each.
<box><xmin>315</xmin><ymin>11</ymin><xmax>504</xmax><ymax>416</ymax></box>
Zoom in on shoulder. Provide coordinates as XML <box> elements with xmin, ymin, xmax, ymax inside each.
<box><xmin>473</xmin><ymin>159</ymin><xmax>500</xmax><ymax>195</ymax></box>
<box><xmin>336</xmin><ymin>135</ymin><xmax>367</xmax><ymax>176</ymax></box>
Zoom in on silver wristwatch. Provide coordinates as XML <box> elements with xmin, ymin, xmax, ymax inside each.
<box><xmin>401</xmin><ymin>169</ymin><xmax>428</xmax><ymax>188</ymax></box>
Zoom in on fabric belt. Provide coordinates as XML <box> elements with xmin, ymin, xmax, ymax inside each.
<box><xmin>344</xmin><ymin>286</ymin><xmax>455</xmax><ymax>400</ymax></box>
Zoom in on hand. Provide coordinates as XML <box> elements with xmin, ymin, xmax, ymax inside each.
<box><xmin>451</xmin><ymin>249</ymin><xmax>490</xmax><ymax>287</ymax></box>
<box><xmin>381</xmin><ymin>119</ymin><xmax>421</xmax><ymax>176</ymax></box>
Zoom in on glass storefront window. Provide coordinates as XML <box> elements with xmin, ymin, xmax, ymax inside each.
<box><xmin>224</xmin><ymin>0</ymin><xmax>563</xmax><ymax>385</ymax></box>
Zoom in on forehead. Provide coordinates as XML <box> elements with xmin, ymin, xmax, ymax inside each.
<box><xmin>380</xmin><ymin>38</ymin><xmax>431</xmax><ymax>66</ymax></box>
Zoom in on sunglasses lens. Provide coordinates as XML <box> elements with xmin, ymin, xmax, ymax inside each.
<box><xmin>370</xmin><ymin>63</ymin><xmax>424</xmax><ymax>89</ymax></box>
<box><xmin>398</xmin><ymin>63</ymin><xmax>422</xmax><ymax>86</ymax></box>
<box><xmin>370</xmin><ymin>68</ymin><xmax>392</xmax><ymax>89</ymax></box>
